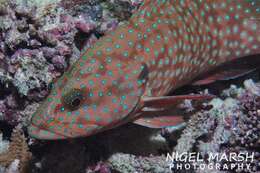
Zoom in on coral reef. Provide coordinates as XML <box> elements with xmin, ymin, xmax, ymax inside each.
<box><xmin>0</xmin><ymin>0</ymin><xmax>259</xmax><ymax>173</ymax></box>
<box><xmin>27</xmin><ymin>78</ymin><xmax>259</xmax><ymax>173</ymax></box>
<box><xmin>0</xmin><ymin>126</ymin><xmax>32</xmax><ymax>173</ymax></box>
<box><xmin>28</xmin><ymin>124</ymin><xmax>167</xmax><ymax>173</ymax></box>
<box><xmin>173</xmin><ymin>79</ymin><xmax>260</xmax><ymax>173</ymax></box>
<box><xmin>107</xmin><ymin>153</ymin><xmax>170</xmax><ymax>173</ymax></box>
<box><xmin>0</xmin><ymin>0</ymin><xmax>75</xmax><ymax>125</ymax></box>
<box><xmin>5</xmin><ymin>159</ymin><xmax>20</xmax><ymax>173</ymax></box>
<box><xmin>0</xmin><ymin>132</ymin><xmax>9</xmax><ymax>154</ymax></box>
<box><xmin>0</xmin><ymin>0</ymin><xmax>139</xmax><ymax>126</ymax></box>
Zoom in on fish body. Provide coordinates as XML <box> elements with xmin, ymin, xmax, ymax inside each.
<box><xmin>28</xmin><ymin>0</ymin><xmax>260</xmax><ymax>139</ymax></box>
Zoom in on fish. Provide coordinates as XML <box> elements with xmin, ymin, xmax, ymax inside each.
<box><xmin>28</xmin><ymin>0</ymin><xmax>260</xmax><ymax>139</ymax></box>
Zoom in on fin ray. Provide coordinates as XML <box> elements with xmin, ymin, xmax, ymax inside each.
<box><xmin>141</xmin><ymin>94</ymin><xmax>215</xmax><ymax>108</ymax></box>
<box><xmin>133</xmin><ymin>115</ymin><xmax>184</xmax><ymax>128</ymax></box>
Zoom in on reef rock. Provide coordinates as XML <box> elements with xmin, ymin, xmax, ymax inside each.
<box><xmin>173</xmin><ymin>79</ymin><xmax>260</xmax><ymax>173</ymax></box>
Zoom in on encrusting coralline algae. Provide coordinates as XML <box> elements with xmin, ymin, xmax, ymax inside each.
<box><xmin>0</xmin><ymin>0</ymin><xmax>138</xmax><ymax>126</ymax></box>
<box><xmin>0</xmin><ymin>0</ymin><xmax>76</xmax><ymax>125</ymax></box>
<box><xmin>0</xmin><ymin>0</ymin><xmax>259</xmax><ymax>172</ymax></box>
<box><xmin>173</xmin><ymin>79</ymin><xmax>260</xmax><ymax>173</ymax></box>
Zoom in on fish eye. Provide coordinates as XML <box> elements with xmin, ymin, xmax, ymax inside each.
<box><xmin>48</xmin><ymin>82</ymin><xmax>55</xmax><ymax>90</ymax></box>
<box><xmin>61</xmin><ymin>88</ymin><xmax>84</xmax><ymax>110</ymax></box>
<box><xmin>71</xmin><ymin>98</ymin><xmax>81</xmax><ymax>107</ymax></box>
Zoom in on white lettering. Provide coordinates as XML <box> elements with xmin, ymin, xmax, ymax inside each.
<box><xmin>189</xmin><ymin>153</ymin><xmax>196</xmax><ymax>162</ymax></box>
<box><xmin>176</xmin><ymin>163</ymin><xmax>183</xmax><ymax>169</ymax></box>
<box><xmin>208</xmin><ymin>163</ymin><xmax>214</xmax><ymax>170</ymax></box>
<box><xmin>179</xmin><ymin>152</ymin><xmax>188</xmax><ymax>162</ymax></box>
<box><xmin>223</xmin><ymin>163</ymin><xmax>229</xmax><ymax>170</ymax></box>
<box><xmin>184</xmin><ymin>163</ymin><xmax>191</xmax><ymax>170</ymax></box>
<box><xmin>166</xmin><ymin>153</ymin><xmax>175</xmax><ymax>162</ymax></box>
<box><xmin>220</xmin><ymin>153</ymin><xmax>229</xmax><ymax>162</ymax></box>
<box><xmin>199</xmin><ymin>163</ymin><xmax>206</xmax><ymax>170</ymax></box>
<box><xmin>246</xmin><ymin>153</ymin><xmax>254</xmax><ymax>162</ymax></box>
<box><xmin>237</xmin><ymin>163</ymin><xmax>244</xmax><ymax>170</ymax></box>
<box><xmin>229</xmin><ymin>152</ymin><xmax>237</xmax><ymax>161</ymax></box>
<box><xmin>230</xmin><ymin>163</ymin><xmax>236</xmax><ymax>170</ymax></box>
<box><xmin>208</xmin><ymin>153</ymin><xmax>219</xmax><ymax>162</ymax></box>
<box><xmin>215</xmin><ymin>163</ymin><xmax>221</xmax><ymax>170</ymax></box>
<box><xmin>246</xmin><ymin>164</ymin><xmax>251</xmax><ymax>170</ymax></box>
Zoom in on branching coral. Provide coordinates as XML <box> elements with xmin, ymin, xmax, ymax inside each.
<box><xmin>0</xmin><ymin>126</ymin><xmax>32</xmax><ymax>173</ymax></box>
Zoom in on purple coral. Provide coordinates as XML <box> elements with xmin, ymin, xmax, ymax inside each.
<box><xmin>0</xmin><ymin>0</ymin><xmax>111</xmax><ymax>125</ymax></box>
<box><xmin>172</xmin><ymin>80</ymin><xmax>260</xmax><ymax>173</ymax></box>
<box><xmin>236</xmin><ymin>92</ymin><xmax>260</xmax><ymax>148</ymax></box>
<box><xmin>0</xmin><ymin>0</ymin><xmax>141</xmax><ymax>126</ymax></box>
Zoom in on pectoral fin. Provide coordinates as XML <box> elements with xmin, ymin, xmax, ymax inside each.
<box><xmin>132</xmin><ymin>104</ymin><xmax>186</xmax><ymax>128</ymax></box>
<box><xmin>133</xmin><ymin>94</ymin><xmax>214</xmax><ymax>128</ymax></box>
<box><xmin>133</xmin><ymin>115</ymin><xmax>184</xmax><ymax>128</ymax></box>
<box><xmin>141</xmin><ymin>94</ymin><xmax>215</xmax><ymax>108</ymax></box>
<box><xmin>192</xmin><ymin>68</ymin><xmax>257</xmax><ymax>86</ymax></box>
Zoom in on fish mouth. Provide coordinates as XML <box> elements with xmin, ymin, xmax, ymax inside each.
<box><xmin>28</xmin><ymin>120</ymin><xmax>101</xmax><ymax>140</ymax></box>
<box><xmin>28</xmin><ymin>123</ymin><xmax>68</xmax><ymax>140</ymax></box>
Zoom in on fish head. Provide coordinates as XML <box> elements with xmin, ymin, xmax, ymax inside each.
<box><xmin>28</xmin><ymin>51</ymin><xmax>148</xmax><ymax>140</ymax></box>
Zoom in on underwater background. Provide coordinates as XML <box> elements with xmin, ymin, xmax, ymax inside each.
<box><xmin>0</xmin><ymin>0</ymin><xmax>259</xmax><ymax>172</ymax></box>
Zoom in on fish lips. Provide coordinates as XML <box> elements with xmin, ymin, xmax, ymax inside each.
<box><xmin>28</xmin><ymin>121</ymin><xmax>100</xmax><ymax>140</ymax></box>
<box><xmin>28</xmin><ymin>123</ymin><xmax>67</xmax><ymax>140</ymax></box>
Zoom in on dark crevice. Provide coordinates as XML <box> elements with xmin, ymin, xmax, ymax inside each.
<box><xmin>74</xmin><ymin>31</ymin><xmax>92</xmax><ymax>51</ymax></box>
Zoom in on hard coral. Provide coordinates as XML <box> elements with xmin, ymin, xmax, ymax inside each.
<box><xmin>0</xmin><ymin>0</ymin><xmax>95</xmax><ymax>125</ymax></box>
<box><xmin>107</xmin><ymin>153</ymin><xmax>171</xmax><ymax>173</ymax></box>
<box><xmin>0</xmin><ymin>0</ymin><xmax>140</xmax><ymax>126</ymax></box>
<box><xmin>173</xmin><ymin>80</ymin><xmax>260</xmax><ymax>173</ymax></box>
<box><xmin>236</xmin><ymin>90</ymin><xmax>260</xmax><ymax>148</ymax></box>
<box><xmin>0</xmin><ymin>126</ymin><xmax>32</xmax><ymax>173</ymax></box>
